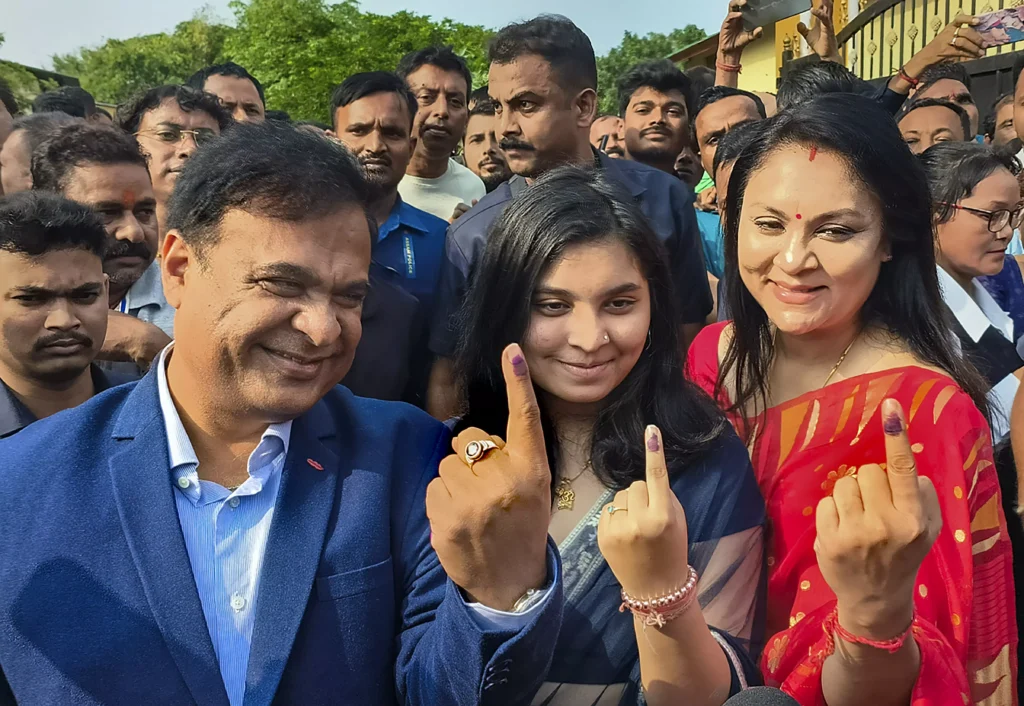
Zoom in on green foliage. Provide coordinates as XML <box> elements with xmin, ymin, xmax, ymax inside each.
<box><xmin>51</xmin><ymin>14</ymin><xmax>231</xmax><ymax>104</ymax></box>
<box><xmin>0</xmin><ymin>33</ymin><xmax>56</xmax><ymax>111</ymax></box>
<box><xmin>596</xmin><ymin>26</ymin><xmax>707</xmax><ymax>115</ymax></box>
<box><xmin>41</xmin><ymin>1</ymin><xmax>702</xmax><ymax>122</ymax></box>
<box><xmin>225</xmin><ymin>0</ymin><xmax>492</xmax><ymax>123</ymax></box>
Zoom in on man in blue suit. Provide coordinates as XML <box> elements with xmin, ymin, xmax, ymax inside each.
<box><xmin>0</xmin><ymin>121</ymin><xmax>562</xmax><ymax>705</ymax></box>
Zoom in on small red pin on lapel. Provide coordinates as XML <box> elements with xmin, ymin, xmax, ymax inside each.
<box><xmin>307</xmin><ymin>458</ymin><xmax>324</xmax><ymax>471</ymax></box>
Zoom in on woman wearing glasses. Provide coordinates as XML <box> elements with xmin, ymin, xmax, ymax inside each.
<box><xmin>920</xmin><ymin>141</ymin><xmax>1024</xmax><ymax>698</ymax></box>
<box><xmin>686</xmin><ymin>95</ymin><xmax>1017</xmax><ymax>704</ymax></box>
<box><xmin>919</xmin><ymin>142</ymin><xmax>1024</xmax><ymax>441</ymax></box>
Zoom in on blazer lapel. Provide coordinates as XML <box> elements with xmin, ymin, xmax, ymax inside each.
<box><xmin>243</xmin><ymin>400</ymin><xmax>342</xmax><ymax>706</ymax></box>
<box><xmin>107</xmin><ymin>371</ymin><xmax>230</xmax><ymax>706</ymax></box>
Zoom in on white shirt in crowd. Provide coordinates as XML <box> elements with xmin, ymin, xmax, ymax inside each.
<box><xmin>398</xmin><ymin>158</ymin><xmax>487</xmax><ymax>221</ymax></box>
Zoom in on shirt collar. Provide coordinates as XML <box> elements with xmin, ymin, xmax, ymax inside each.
<box><xmin>123</xmin><ymin>259</ymin><xmax>167</xmax><ymax>311</ymax></box>
<box><xmin>378</xmin><ymin>195</ymin><xmax>434</xmax><ymax>241</ymax></box>
<box><xmin>0</xmin><ymin>378</ymin><xmax>36</xmax><ymax>438</ymax></box>
<box><xmin>0</xmin><ymin>363</ymin><xmax>116</xmax><ymax>438</ymax></box>
<box><xmin>937</xmin><ymin>264</ymin><xmax>1015</xmax><ymax>343</ymax></box>
<box><xmin>155</xmin><ymin>344</ymin><xmax>292</xmax><ymax>472</ymax></box>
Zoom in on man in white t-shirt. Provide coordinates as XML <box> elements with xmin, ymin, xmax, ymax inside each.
<box><xmin>397</xmin><ymin>46</ymin><xmax>486</xmax><ymax>221</ymax></box>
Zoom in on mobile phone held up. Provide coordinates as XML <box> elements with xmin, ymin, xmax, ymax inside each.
<box><xmin>742</xmin><ymin>0</ymin><xmax>813</xmax><ymax>32</ymax></box>
<box><xmin>976</xmin><ymin>8</ymin><xmax>1024</xmax><ymax>49</ymax></box>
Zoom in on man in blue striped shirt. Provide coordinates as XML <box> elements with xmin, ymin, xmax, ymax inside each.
<box><xmin>0</xmin><ymin>119</ymin><xmax>562</xmax><ymax>705</ymax></box>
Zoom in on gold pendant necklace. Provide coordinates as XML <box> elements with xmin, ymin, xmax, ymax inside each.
<box><xmin>555</xmin><ymin>460</ymin><xmax>592</xmax><ymax>511</ymax></box>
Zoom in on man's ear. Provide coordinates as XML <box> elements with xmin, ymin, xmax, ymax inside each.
<box><xmin>161</xmin><ymin>230</ymin><xmax>191</xmax><ymax>311</ymax></box>
<box><xmin>575</xmin><ymin>88</ymin><xmax>599</xmax><ymax>130</ymax></box>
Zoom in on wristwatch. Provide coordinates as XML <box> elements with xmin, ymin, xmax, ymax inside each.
<box><xmin>510</xmin><ymin>588</ymin><xmax>544</xmax><ymax>614</ymax></box>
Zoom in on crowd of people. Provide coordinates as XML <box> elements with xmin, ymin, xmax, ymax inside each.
<box><xmin>0</xmin><ymin>0</ymin><xmax>1021</xmax><ymax>703</ymax></box>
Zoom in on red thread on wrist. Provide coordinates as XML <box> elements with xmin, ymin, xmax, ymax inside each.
<box><xmin>717</xmin><ymin>61</ymin><xmax>742</xmax><ymax>73</ymax></box>
<box><xmin>898</xmin><ymin>67</ymin><xmax>920</xmax><ymax>87</ymax></box>
<box><xmin>822</xmin><ymin>607</ymin><xmax>915</xmax><ymax>655</ymax></box>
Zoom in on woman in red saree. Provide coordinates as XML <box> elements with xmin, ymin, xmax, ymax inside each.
<box><xmin>687</xmin><ymin>94</ymin><xmax>1017</xmax><ymax>705</ymax></box>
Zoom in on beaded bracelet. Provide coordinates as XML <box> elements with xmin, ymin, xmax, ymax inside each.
<box><xmin>619</xmin><ymin>566</ymin><xmax>699</xmax><ymax>628</ymax></box>
<box><xmin>822</xmin><ymin>606</ymin><xmax>915</xmax><ymax>655</ymax></box>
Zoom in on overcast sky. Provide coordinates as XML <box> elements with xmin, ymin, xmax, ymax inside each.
<box><xmin>2</xmin><ymin>0</ymin><xmax>725</xmax><ymax>69</ymax></box>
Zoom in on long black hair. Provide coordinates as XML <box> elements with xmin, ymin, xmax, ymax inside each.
<box><xmin>719</xmin><ymin>92</ymin><xmax>990</xmax><ymax>422</ymax></box>
<box><xmin>454</xmin><ymin>165</ymin><xmax>727</xmax><ymax>490</ymax></box>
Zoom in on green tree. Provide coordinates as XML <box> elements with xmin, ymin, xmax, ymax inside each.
<box><xmin>596</xmin><ymin>26</ymin><xmax>706</xmax><ymax>115</ymax></box>
<box><xmin>225</xmin><ymin>0</ymin><xmax>492</xmax><ymax>123</ymax></box>
<box><xmin>52</xmin><ymin>13</ymin><xmax>231</xmax><ymax>104</ymax></box>
<box><xmin>0</xmin><ymin>33</ymin><xmax>56</xmax><ymax>111</ymax></box>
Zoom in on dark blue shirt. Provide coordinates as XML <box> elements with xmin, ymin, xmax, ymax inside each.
<box><xmin>429</xmin><ymin>152</ymin><xmax>712</xmax><ymax>357</ymax></box>
<box><xmin>374</xmin><ymin>197</ymin><xmax>448</xmax><ymax>306</ymax></box>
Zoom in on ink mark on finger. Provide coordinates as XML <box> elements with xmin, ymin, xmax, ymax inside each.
<box><xmin>511</xmin><ymin>354</ymin><xmax>527</xmax><ymax>377</ymax></box>
<box><xmin>647</xmin><ymin>434</ymin><xmax>660</xmax><ymax>452</ymax></box>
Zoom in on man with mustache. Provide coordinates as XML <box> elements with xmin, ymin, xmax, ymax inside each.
<box><xmin>397</xmin><ymin>46</ymin><xmax>486</xmax><ymax>221</ymax></box>
<box><xmin>426</xmin><ymin>15</ymin><xmax>712</xmax><ymax>419</ymax></box>
<box><xmin>0</xmin><ymin>120</ymin><xmax>562</xmax><ymax>705</ymax></box>
<box><xmin>588</xmin><ymin>115</ymin><xmax>625</xmax><ymax>158</ymax></box>
<box><xmin>31</xmin><ymin>122</ymin><xmax>173</xmax><ymax>369</ymax></box>
<box><xmin>464</xmin><ymin>93</ymin><xmax>513</xmax><ymax>193</ymax></box>
<box><xmin>618</xmin><ymin>60</ymin><xmax>693</xmax><ymax>176</ymax></box>
<box><xmin>331</xmin><ymin>71</ymin><xmax>449</xmax><ymax>402</ymax></box>
<box><xmin>0</xmin><ymin>191</ymin><xmax>134</xmax><ymax>438</ymax></box>
<box><xmin>117</xmin><ymin>84</ymin><xmax>232</xmax><ymax>243</ymax></box>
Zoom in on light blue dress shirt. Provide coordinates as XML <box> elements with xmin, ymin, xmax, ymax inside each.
<box><xmin>155</xmin><ymin>346</ymin><xmax>551</xmax><ymax>706</ymax></box>
<box><xmin>157</xmin><ymin>346</ymin><xmax>291</xmax><ymax>706</ymax></box>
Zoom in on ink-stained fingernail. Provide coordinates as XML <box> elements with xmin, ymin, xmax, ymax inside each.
<box><xmin>511</xmin><ymin>354</ymin><xmax>527</xmax><ymax>377</ymax></box>
<box><xmin>883</xmin><ymin>411</ymin><xmax>903</xmax><ymax>436</ymax></box>
<box><xmin>646</xmin><ymin>425</ymin><xmax>660</xmax><ymax>452</ymax></box>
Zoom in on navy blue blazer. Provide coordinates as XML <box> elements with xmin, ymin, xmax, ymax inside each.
<box><xmin>0</xmin><ymin>370</ymin><xmax>563</xmax><ymax>705</ymax></box>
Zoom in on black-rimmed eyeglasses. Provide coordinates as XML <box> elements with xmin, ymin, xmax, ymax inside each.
<box><xmin>938</xmin><ymin>201</ymin><xmax>1024</xmax><ymax>233</ymax></box>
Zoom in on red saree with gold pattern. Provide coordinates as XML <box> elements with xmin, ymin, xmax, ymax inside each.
<box><xmin>688</xmin><ymin>322</ymin><xmax>1018</xmax><ymax>705</ymax></box>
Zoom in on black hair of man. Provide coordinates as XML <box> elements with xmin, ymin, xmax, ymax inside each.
<box><xmin>776</xmin><ymin>59</ymin><xmax>865</xmax><ymax>112</ymax></box>
<box><xmin>32</xmin><ymin>86</ymin><xmax>96</xmax><ymax>119</ymax></box>
<box><xmin>115</xmin><ymin>84</ymin><xmax>233</xmax><ymax>135</ymax></box>
<box><xmin>488</xmin><ymin>15</ymin><xmax>598</xmax><ymax>93</ymax></box>
<box><xmin>896</xmin><ymin>97</ymin><xmax>972</xmax><ymax>142</ymax></box>
<box><xmin>30</xmin><ymin>122</ymin><xmax>149</xmax><ymax>193</ymax></box>
<box><xmin>695</xmin><ymin>86</ymin><xmax>767</xmax><ymax>120</ymax></box>
<box><xmin>469</xmin><ymin>85</ymin><xmax>492</xmax><ymax>112</ymax></box>
<box><xmin>0</xmin><ymin>190</ymin><xmax>107</xmax><ymax>258</ymax></box>
<box><xmin>10</xmin><ymin>112</ymin><xmax>79</xmax><ymax>153</ymax></box>
<box><xmin>616</xmin><ymin>59</ymin><xmax>693</xmax><ymax>117</ymax></box>
<box><xmin>396</xmin><ymin>45</ymin><xmax>473</xmax><ymax>97</ymax></box>
<box><xmin>984</xmin><ymin>93</ymin><xmax>1014</xmax><ymax>140</ymax></box>
<box><xmin>167</xmin><ymin>120</ymin><xmax>372</xmax><ymax>254</ymax></box>
<box><xmin>296</xmin><ymin>120</ymin><xmax>331</xmax><ymax>131</ymax></box>
<box><xmin>684</xmin><ymin>66</ymin><xmax>715</xmax><ymax>116</ymax></box>
<box><xmin>265</xmin><ymin>109</ymin><xmax>291</xmax><ymax>122</ymax></box>
<box><xmin>186</xmin><ymin>62</ymin><xmax>266</xmax><ymax>106</ymax></box>
<box><xmin>917</xmin><ymin>62</ymin><xmax>972</xmax><ymax>94</ymax></box>
<box><xmin>470</xmin><ymin>95</ymin><xmax>497</xmax><ymax>117</ymax></box>
<box><xmin>331</xmin><ymin>71</ymin><xmax>418</xmax><ymax>131</ymax></box>
<box><xmin>712</xmin><ymin>119</ymin><xmax>763</xmax><ymax>178</ymax></box>
<box><xmin>0</xmin><ymin>78</ymin><xmax>18</xmax><ymax>117</ymax></box>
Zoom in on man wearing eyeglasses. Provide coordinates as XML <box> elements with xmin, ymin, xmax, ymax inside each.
<box><xmin>117</xmin><ymin>85</ymin><xmax>232</xmax><ymax>243</ymax></box>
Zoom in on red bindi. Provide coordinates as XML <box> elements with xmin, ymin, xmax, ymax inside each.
<box><xmin>795</xmin><ymin>213</ymin><xmax>803</xmax><ymax>219</ymax></box>
<box><xmin>122</xmin><ymin>190</ymin><xmax>136</xmax><ymax>209</ymax></box>
<box><xmin>808</xmin><ymin>146</ymin><xmax>818</xmax><ymax>162</ymax></box>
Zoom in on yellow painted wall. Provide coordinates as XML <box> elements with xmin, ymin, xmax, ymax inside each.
<box><xmin>738</xmin><ymin>23</ymin><xmax>779</xmax><ymax>93</ymax></box>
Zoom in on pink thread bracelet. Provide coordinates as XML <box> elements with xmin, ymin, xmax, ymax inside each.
<box><xmin>822</xmin><ymin>607</ymin><xmax>915</xmax><ymax>655</ymax></box>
